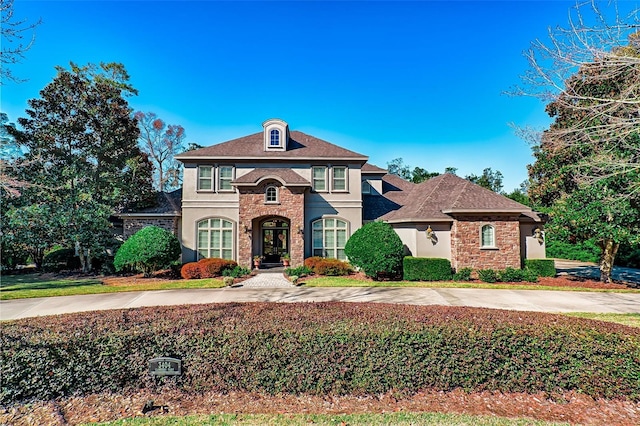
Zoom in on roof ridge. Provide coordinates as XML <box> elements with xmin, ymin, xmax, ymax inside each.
<box><xmin>407</xmin><ymin>174</ymin><xmax>444</xmax><ymax>214</ymax></box>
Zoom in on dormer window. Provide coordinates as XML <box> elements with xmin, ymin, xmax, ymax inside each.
<box><xmin>265</xmin><ymin>185</ymin><xmax>279</xmax><ymax>204</ymax></box>
<box><xmin>270</xmin><ymin>129</ymin><xmax>281</xmax><ymax>147</ymax></box>
<box><xmin>263</xmin><ymin>118</ymin><xmax>289</xmax><ymax>151</ymax></box>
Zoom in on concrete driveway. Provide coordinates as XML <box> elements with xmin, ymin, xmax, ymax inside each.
<box><xmin>2</xmin><ymin>286</ymin><xmax>639</xmax><ymax>321</ymax></box>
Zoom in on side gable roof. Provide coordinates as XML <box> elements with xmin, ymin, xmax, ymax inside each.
<box><xmin>176</xmin><ymin>131</ymin><xmax>368</xmax><ymax>161</ymax></box>
<box><xmin>117</xmin><ymin>189</ymin><xmax>182</xmax><ymax>217</ymax></box>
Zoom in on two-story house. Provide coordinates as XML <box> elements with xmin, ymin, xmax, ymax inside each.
<box><xmin>122</xmin><ymin>118</ymin><xmax>546</xmax><ymax>270</ymax></box>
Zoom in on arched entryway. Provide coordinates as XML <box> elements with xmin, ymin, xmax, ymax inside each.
<box><xmin>259</xmin><ymin>217</ymin><xmax>290</xmax><ymax>263</ymax></box>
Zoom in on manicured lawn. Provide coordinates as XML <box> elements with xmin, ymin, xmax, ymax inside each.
<box><xmin>0</xmin><ymin>274</ymin><xmax>224</xmax><ymax>300</ymax></box>
<box><xmin>300</xmin><ymin>276</ymin><xmax>640</xmax><ymax>293</ymax></box>
<box><xmin>564</xmin><ymin>312</ymin><xmax>640</xmax><ymax>328</ymax></box>
<box><xmin>87</xmin><ymin>412</ymin><xmax>568</xmax><ymax>426</ymax></box>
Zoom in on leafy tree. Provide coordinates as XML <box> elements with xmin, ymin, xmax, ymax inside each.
<box><xmin>135</xmin><ymin>111</ymin><xmax>186</xmax><ymax>191</ymax></box>
<box><xmin>8</xmin><ymin>62</ymin><xmax>154</xmax><ymax>272</ymax></box>
<box><xmin>114</xmin><ymin>226</ymin><xmax>181</xmax><ymax>277</ymax></box>
<box><xmin>410</xmin><ymin>166</ymin><xmax>438</xmax><ymax>183</ymax></box>
<box><xmin>386</xmin><ymin>157</ymin><xmax>412</xmax><ymax>180</ymax></box>
<box><xmin>444</xmin><ymin>167</ymin><xmax>458</xmax><ymax>175</ymax></box>
<box><xmin>344</xmin><ymin>221</ymin><xmax>404</xmax><ymax>279</ymax></box>
<box><xmin>465</xmin><ymin>167</ymin><xmax>504</xmax><ymax>193</ymax></box>
<box><xmin>515</xmin><ymin>2</ymin><xmax>640</xmax><ymax>282</ymax></box>
<box><xmin>1</xmin><ymin>0</ymin><xmax>42</xmax><ymax>84</ymax></box>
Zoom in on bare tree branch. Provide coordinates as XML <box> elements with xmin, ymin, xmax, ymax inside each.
<box><xmin>1</xmin><ymin>0</ymin><xmax>42</xmax><ymax>84</ymax></box>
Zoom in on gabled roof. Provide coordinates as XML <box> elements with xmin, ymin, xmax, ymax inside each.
<box><xmin>117</xmin><ymin>189</ymin><xmax>182</xmax><ymax>217</ymax></box>
<box><xmin>379</xmin><ymin>173</ymin><xmax>538</xmax><ymax>223</ymax></box>
<box><xmin>176</xmin><ymin>131</ymin><xmax>368</xmax><ymax>162</ymax></box>
<box><xmin>362</xmin><ymin>163</ymin><xmax>388</xmax><ymax>174</ymax></box>
<box><xmin>233</xmin><ymin>168</ymin><xmax>310</xmax><ymax>187</ymax></box>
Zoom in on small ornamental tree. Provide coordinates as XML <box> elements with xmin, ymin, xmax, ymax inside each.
<box><xmin>344</xmin><ymin>221</ymin><xmax>404</xmax><ymax>279</ymax></box>
<box><xmin>114</xmin><ymin>226</ymin><xmax>181</xmax><ymax>277</ymax></box>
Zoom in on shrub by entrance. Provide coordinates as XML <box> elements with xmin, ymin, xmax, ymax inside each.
<box><xmin>344</xmin><ymin>221</ymin><xmax>404</xmax><ymax>279</ymax></box>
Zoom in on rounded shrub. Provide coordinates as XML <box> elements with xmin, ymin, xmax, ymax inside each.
<box><xmin>181</xmin><ymin>262</ymin><xmax>201</xmax><ymax>279</ymax></box>
<box><xmin>114</xmin><ymin>226</ymin><xmax>181</xmax><ymax>277</ymax></box>
<box><xmin>197</xmin><ymin>258</ymin><xmax>237</xmax><ymax>278</ymax></box>
<box><xmin>42</xmin><ymin>248</ymin><xmax>80</xmax><ymax>272</ymax></box>
<box><xmin>344</xmin><ymin>221</ymin><xmax>404</xmax><ymax>279</ymax></box>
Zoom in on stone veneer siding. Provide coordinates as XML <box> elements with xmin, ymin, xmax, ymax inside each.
<box><xmin>450</xmin><ymin>215</ymin><xmax>521</xmax><ymax>271</ymax></box>
<box><xmin>123</xmin><ymin>217</ymin><xmax>180</xmax><ymax>239</ymax></box>
<box><xmin>238</xmin><ymin>184</ymin><xmax>305</xmax><ymax>269</ymax></box>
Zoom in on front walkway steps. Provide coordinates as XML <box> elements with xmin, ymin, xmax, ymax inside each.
<box><xmin>239</xmin><ymin>271</ymin><xmax>294</xmax><ymax>288</ymax></box>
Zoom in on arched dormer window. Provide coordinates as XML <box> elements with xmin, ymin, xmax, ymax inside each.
<box><xmin>270</xmin><ymin>129</ymin><xmax>281</xmax><ymax>147</ymax></box>
<box><xmin>480</xmin><ymin>224</ymin><xmax>496</xmax><ymax>248</ymax></box>
<box><xmin>265</xmin><ymin>185</ymin><xmax>278</xmax><ymax>203</ymax></box>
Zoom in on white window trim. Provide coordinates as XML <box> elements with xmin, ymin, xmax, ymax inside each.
<box><xmin>331</xmin><ymin>166</ymin><xmax>348</xmax><ymax>192</ymax></box>
<box><xmin>196</xmin><ymin>218</ymin><xmax>235</xmax><ymax>260</ymax></box>
<box><xmin>218</xmin><ymin>165</ymin><xmax>235</xmax><ymax>192</ymax></box>
<box><xmin>480</xmin><ymin>224</ymin><xmax>498</xmax><ymax>249</ymax></box>
<box><xmin>312</xmin><ymin>166</ymin><xmax>328</xmax><ymax>192</ymax></box>
<box><xmin>312</xmin><ymin>217</ymin><xmax>349</xmax><ymax>260</ymax></box>
<box><xmin>269</xmin><ymin>129</ymin><xmax>281</xmax><ymax>147</ymax></box>
<box><xmin>197</xmin><ymin>165</ymin><xmax>214</xmax><ymax>192</ymax></box>
<box><xmin>265</xmin><ymin>185</ymin><xmax>279</xmax><ymax>204</ymax></box>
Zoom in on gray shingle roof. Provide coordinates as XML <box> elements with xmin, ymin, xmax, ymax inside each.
<box><xmin>118</xmin><ymin>189</ymin><xmax>182</xmax><ymax>216</ymax></box>
<box><xmin>379</xmin><ymin>173</ymin><xmax>536</xmax><ymax>223</ymax></box>
<box><xmin>176</xmin><ymin>131</ymin><xmax>368</xmax><ymax>161</ymax></box>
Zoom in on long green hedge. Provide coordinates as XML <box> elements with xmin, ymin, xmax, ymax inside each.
<box><xmin>403</xmin><ymin>257</ymin><xmax>453</xmax><ymax>281</ymax></box>
<box><xmin>2</xmin><ymin>303</ymin><xmax>639</xmax><ymax>405</ymax></box>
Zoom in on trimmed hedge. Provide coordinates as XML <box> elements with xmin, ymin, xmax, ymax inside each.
<box><xmin>525</xmin><ymin>259</ymin><xmax>556</xmax><ymax>278</ymax></box>
<box><xmin>344</xmin><ymin>221</ymin><xmax>404</xmax><ymax>279</ymax></box>
<box><xmin>180</xmin><ymin>258</ymin><xmax>238</xmax><ymax>279</ymax></box>
<box><xmin>403</xmin><ymin>257</ymin><xmax>452</xmax><ymax>281</ymax></box>
<box><xmin>2</xmin><ymin>303</ymin><xmax>639</xmax><ymax>405</ymax></box>
<box><xmin>114</xmin><ymin>226</ymin><xmax>181</xmax><ymax>277</ymax></box>
<box><xmin>303</xmin><ymin>257</ymin><xmax>351</xmax><ymax>276</ymax></box>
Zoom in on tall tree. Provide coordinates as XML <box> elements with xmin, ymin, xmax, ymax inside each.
<box><xmin>386</xmin><ymin>157</ymin><xmax>412</xmax><ymax>180</ymax></box>
<box><xmin>9</xmin><ymin>62</ymin><xmax>154</xmax><ymax>272</ymax></box>
<box><xmin>465</xmin><ymin>168</ymin><xmax>504</xmax><ymax>193</ymax></box>
<box><xmin>515</xmin><ymin>2</ymin><xmax>640</xmax><ymax>282</ymax></box>
<box><xmin>1</xmin><ymin>0</ymin><xmax>41</xmax><ymax>84</ymax></box>
<box><xmin>410</xmin><ymin>166</ymin><xmax>439</xmax><ymax>183</ymax></box>
<box><xmin>135</xmin><ymin>111</ymin><xmax>186</xmax><ymax>191</ymax></box>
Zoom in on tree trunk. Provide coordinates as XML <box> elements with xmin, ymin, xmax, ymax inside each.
<box><xmin>599</xmin><ymin>239</ymin><xmax>619</xmax><ymax>283</ymax></box>
<box><xmin>77</xmin><ymin>243</ymin><xmax>92</xmax><ymax>273</ymax></box>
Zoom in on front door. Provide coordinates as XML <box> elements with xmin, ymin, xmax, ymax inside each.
<box><xmin>261</xmin><ymin>219</ymin><xmax>289</xmax><ymax>263</ymax></box>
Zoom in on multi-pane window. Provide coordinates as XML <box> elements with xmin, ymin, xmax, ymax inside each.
<box><xmin>265</xmin><ymin>186</ymin><xmax>278</xmax><ymax>203</ymax></box>
<box><xmin>197</xmin><ymin>218</ymin><xmax>233</xmax><ymax>259</ymax></box>
<box><xmin>198</xmin><ymin>166</ymin><xmax>213</xmax><ymax>190</ymax></box>
<box><xmin>270</xmin><ymin>129</ymin><xmax>280</xmax><ymax>147</ymax></box>
<box><xmin>312</xmin><ymin>166</ymin><xmax>327</xmax><ymax>191</ymax></box>
<box><xmin>312</xmin><ymin>218</ymin><xmax>348</xmax><ymax>260</ymax></box>
<box><xmin>332</xmin><ymin>166</ymin><xmax>347</xmax><ymax>191</ymax></box>
<box><xmin>481</xmin><ymin>224</ymin><xmax>495</xmax><ymax>248</ymax></box>
<box><xmin>219</xmin><ymin>166</ymin><xmax>233</xmax><ymax>191</ymax></box>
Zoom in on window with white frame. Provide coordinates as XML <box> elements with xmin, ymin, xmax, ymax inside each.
<box><xmin>265</xmin><ymin>185</ymin><xmax>278</xmax><ymax>203</ymax></box>
<box><xmin>218</xmin><ymin>166</ymin><xmax>234</xmax><ymax>191</ymax></box>
<box><xmin>198</xmin><ymin>166</ymin><xmax>213</xmax><ymax>191</ymax></box>
<box><xmin>312</xmin><ymin>218</ymin><xmax>348</xmax><ymax>260</ymax></box>
<box><xmin>332</xmin><ymin>166</ymin><xmax>347</xmax><ymax>191</ymax></box>
<box><xmin>197</xmin><ymin>218</ymin><xmax>233</xmax><ymax>259</ymax></box>
<box><xmin>481</xmin><ymin>224</ymin><xmax>496</xmax><ymax>248</ymax></box>
<box><xmin>312</xmin><ymin>166</ymin><xmax>327</xmax><ymax>191</ymax></box>
<box><xmin>270</xmin><ymin>129</ymin><xmax>281</xmax><ymax>147</ymax></box>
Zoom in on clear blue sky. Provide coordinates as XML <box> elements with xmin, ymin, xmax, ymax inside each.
<box><xmin>3</xmin><ymin>0</ymin><xmax>633</xmax><ymax>191</ymax></box>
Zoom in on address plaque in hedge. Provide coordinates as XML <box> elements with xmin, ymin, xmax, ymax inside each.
<box><xmin>149</xmin><ymin>357</ymin><xmax>182</xmax><ymax>376</ymax></box>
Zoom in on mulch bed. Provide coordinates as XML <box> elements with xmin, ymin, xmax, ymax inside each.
<box><xmin>2</xmin><ymin>389</ymin><xmax>639</xmax><ymax>425</ymax></box>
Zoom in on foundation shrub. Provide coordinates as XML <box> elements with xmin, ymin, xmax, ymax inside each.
<box><xmin>524</xmin><ymin>259</ymin><xmax>556</xmax><ymax>277</ymax></box>
<box><xmin>42</xmin><ymin>248</ymin><xmax>81</xmax><ymax>272</ymax></box>
<box><xmin>344</xmin><ymin>221</ymin><xmax>404</xmax><ymax>279</ymax></box>
<box><xmin>477</xmin><ymin>269</ymin><xmax>499</xmax><ymax>283</ymax></box>
<box><xmin>498</xmin><ymin>267</ymin><xmax>526</xmax><ymax>282</ymax></box>
<box><xmin>311</xmin><ymin>258</ymin><xmax>352</xmax><ymax>276</ymax></box>
<box><xmin>285</xmin><ymin>265</ymin><xmax>313</xmax><ymax>277</ymax></box>
<box><xmin>114</xmin><ymin>226</ymin><xmax>181</xmax><ymax>277</ymax></box>
<box><xmin>453</xmin><ymin>267</ymin><xmax>473</xmax><ymax>281</ymax></box>
<box><xmin>303</xmin><ymin>257</ymin><xmax>325</xmax><ymax>271</ymax></box>
<box><xmin>2</xmin><ymin>303</ymin><xmax>639</xmax><ymax>405</ymax></box>
<box><xmin>197</xmin><ymin>258</ymin><xmax>237</xmax><ymax>278</ymax></box>
<box><xmin>180</xmin><ymin>262</ymin><xmax>201</xmax><ymax>279</ymax></box>
<box><xmin>222</xmin><ymin>265</ymin><xmax>251</xmax><ymax>278</ymax></box>
<box><xmin>403</xmin><ymin>257</ymin><xmax>452</xmax><ymax>281</ymax></box>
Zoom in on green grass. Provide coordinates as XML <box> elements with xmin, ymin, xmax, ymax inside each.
<box><xmin>87</xmin><ymin>412</ymin><xmax>569</xmax><ymax>426</ymax></box>
<box><xmin>0</xmin><ymin>274</ymin><xmax>224</xmax><ymax>300</ymax></box>
<box><xmin>563</xmin><ymin>312</ymin><xmax>640</xmax><ymax>328</ymax></box>
<box><xmin>299</xmin><ymin>276</ymin><xmax>640</xmax><ymax>293</ymax></box>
